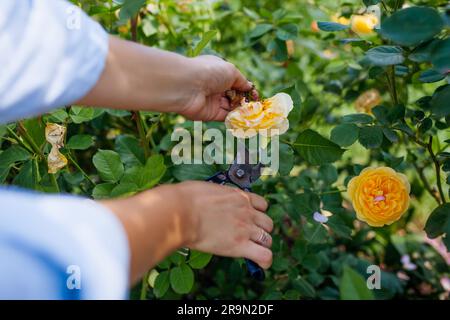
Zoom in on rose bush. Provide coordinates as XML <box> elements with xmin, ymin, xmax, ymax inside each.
<box><xmin>0</xmin><ymin>0</ymin><xmax>448</xmax><ymax>300</ymax></box>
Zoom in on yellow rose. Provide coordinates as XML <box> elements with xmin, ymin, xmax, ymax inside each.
<box><xmin>351</xmin><ymin>13</ymin><xmax>378</xmax><ymax>34</ymax></box>
<box><xmin>331</xmin><ymin>14</ymin><xmax>350</xmax><ymax>25</ymax></box>
<box><xmin>355</xmin><ymin>89</ymin><xmax>381</xmax><ymax>114</ymax></box>
<box><xmin>225</xmin><ymin>93</ymin><xmax>293</xmax><ymax>138</ymax></box>
<box><xmin>348</xmin><ymin>167</ymin><xmax>410</xmax><ymax>227</ymax></box>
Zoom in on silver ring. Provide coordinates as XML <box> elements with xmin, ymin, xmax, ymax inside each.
<box><xmin>257</xmin><ymin>229</ymin><xmax>270</xmax><ymax>245</ymax></box>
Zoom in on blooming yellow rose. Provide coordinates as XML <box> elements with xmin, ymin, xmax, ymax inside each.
<box><xmin>355</xmin><ymin>89</ymin><xmax>381</xmax><ymax>114</ymax></box>
<box><xmin>351</xmin><ymin>13</ymin><xmax>378</xmax><ymax>34</ymax></box>
<box><xmin>225</xmin><ymin>93</ymin><xmax>293</xmax><ymax>138</ymax></box>
<box><xmin>348</xmin><ymin>167</ymin><xmax>410</xmax><ymax>227</ymax></box>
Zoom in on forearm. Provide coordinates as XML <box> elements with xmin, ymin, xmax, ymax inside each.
<box><xmin>100</xmin><ymin>184</ymin><xmax>194</xmax><ymax>284</ymax></box>
<box><xmin>77</xmin><ymin>36</ymin><xmax>200</xmax><ymax>113</ymax></box>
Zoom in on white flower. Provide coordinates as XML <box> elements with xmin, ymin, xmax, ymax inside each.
<box><xmin>401</xmin><ymin>254</ymin><xmax>417</xmax><ymax>271</ymax></box>
<box><xmin>313</xmin><ymin>211</ymin><xmax>328</xmax><ymax>224</ymax></box>
<box><xmin>225</xmin><ymin>93</ymin><xmax>293</xmax><ymax>138</ymax></box>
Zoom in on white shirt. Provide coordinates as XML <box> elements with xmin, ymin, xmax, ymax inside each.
<box><xmin>0</xmin><ymin>1</ymin><xmax>130</xmax><ymax>299</ymax></box>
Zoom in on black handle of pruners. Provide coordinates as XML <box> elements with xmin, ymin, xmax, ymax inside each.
<box><xmin>205</xmin><ymin>172</ymin><xmax>265</xmax><ymax>281</ymax></box>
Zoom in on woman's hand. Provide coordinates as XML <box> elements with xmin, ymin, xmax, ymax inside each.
<box><xmin>178</xmin><ymin>55</ymin><xmax>254</xmax><ymax>121</ymax></box>
<box><xmin>101</xmin><ymin>181</ymin><xmax>273</xmax><ymax>283</ymax></box>
<box><xmin>78</xmin><ymin>36</ymin><xmax>253</xmax><ymax>121</ymax></box>
<box><xmin>177</xmin><ymin>181</ymin><xmax>273</xmax><ymax>266</ymax></box>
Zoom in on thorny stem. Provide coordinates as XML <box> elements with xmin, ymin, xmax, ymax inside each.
<box><xmin>410</xmin><ymin>155</ymin><xmax>441</xmax><ymax>205</ymax></box>
<box><xmin>130</xmin><ymin>16</ymin><xmax>151</xmax><ymax>159</ymax></box>
<box><xmin>66</xmin><ymin>152</ymin><xmax>96</xmax><ymax>186</ymax></box>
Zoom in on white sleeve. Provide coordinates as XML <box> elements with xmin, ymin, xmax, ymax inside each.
<box><xmin>0</xmin><ymin>0</ymin><xmax>109</xmax><ymax>124</ymax></box>
<box><xmin>0</xmin><ymin>188</ymin><xmax>130</xmax><ymax>299</ymax></box>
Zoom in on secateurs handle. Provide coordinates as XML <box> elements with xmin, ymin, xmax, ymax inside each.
<box><xmin>205</xmin><ymin>172</ymin><xmax>265</xmax><ymax>281</ymax></box>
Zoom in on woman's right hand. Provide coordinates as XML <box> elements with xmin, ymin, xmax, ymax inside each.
<box><xmin>176</xmin><ymin>181</ymin><xmax>273</xmax><ymax>269</ymax></box>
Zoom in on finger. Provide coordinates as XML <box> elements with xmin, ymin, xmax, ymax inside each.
<box><xmin>231</xmin><ymin>68</ymin><xmax>253</xmax><ymax>92</ymax></box>
<box><xmin>253</xmin><ymin>211</ymin><xmax>274</xmax><ymax>233</ymax></box>
<box><xmin>247</xmin><ymin>192</ymin><xmax>268</xmax><ymax>212</ymax></box>
<box><xmin>209</xmin><ymin>96</ymin><xmax>231</xmax><ymax>121</ymax></box>
<box><xmin>250</xmin><ymin>225</ymin><xmax>272</xmax><ymax>248</ymax></box>
<box><xmin>240</xmin><ymin>241</ymin><xmax>272</xmax><ymax>269</ymax></box>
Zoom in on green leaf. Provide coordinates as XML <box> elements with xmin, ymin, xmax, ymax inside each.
<box><xmin>92</xmin><ymin>183</ymin><xmax>115</xmax><ymax>199</ymax></box>
<box><xmin>379</xmin><ymin>7</ymin><xmax>444</xmax><ymax>47</ymax></box>
<box><xmin>66</xmin><ymin>134</ymin><xmax>94</xmax><ymax>150</ymax></box>
<box><xmin>359</xmin><ymin>126</ymin><xmax>383</xmax><ymax>149</ymax></box>
<box><xmin>365</xmin><ymin>46</ymin><xmax>405</xmax><ymax>66</ymax></box>
<box><xmin>191</xmin><ymin>30</ymin><xmax>217</xmax><ymax>57</ymax></box>
<box><xmin>172</xmin><ymin>164</ymin><xmax>216</xmax><ymax>181</ymax></box>
<box><xmin>292</xmin><ymin>192</ymin><xmax>320</xmax><ymax>217</ymax></box>
<box><xmin>424</xmin><ymin>203</ymin><xmax>450</xmax><ymax>239</ymax></box>
<box><xmin>419</xmin><ymin>69</ymin><xmax>445</xmax><ymax>83</ymax></box>
<box><xmin>330</xmin><ymin>124</ymin><xmax>360</xmax><ymax>147</ymax></box>
<box><xmin>342</xmin><ymin>113</ymin><xmax>373</xmax><ymax>124</ymax></box>
<box><xmin>318</xmin><ymin>164</ymin><xmax>338</xmax><ymax>184</ymax></box>
<box><xmin>0</xmin><ymin>145</ymin><xmax>30</xmax><ymax>167</ymax></box>
<box><xmin>110</xmin><ymin>182</ymin><xmax>139</xmax><ymax>197</ymax></box>
<box><xmin>317</xmin><ymin>21</ymin><xmax>349</xmax><ymax>31</ymax></box>
<box><xmin>119</xmin><ymin>0</ymin><xmax>146</xmax><ymax>20</ymax></box>
<box><xmin>48</xmin><ymin>108</ymin><xmax>69</xmax><ymax>122</ymax></box>
<box><xmin>382</xmin><ymin>128</ymin><xmax>399</xmax><ymax>143</ymax></box>
<box><xmin>430</xmin><ymin>85</ymin><xmax>450</xmax><ymax>118</ymax></box>
<box><xmin>249</xmin><ymin>24</ymin><xmax>273</xmax><ymax>38</ymax></box>
<box><xmin>340</xmin><ymin>266</ymin><xmax>374</xmax><ymax>300</ymax></box>
<box><xmin>430</xmin><ymin>38</ymin><xmax>450</xmax><ymax>74</ymax></box>
<box><xmin>188</xmin><ymin>250</ymin><xmax>212</xmax><ymax>269</ymax></box>
<box><xmin>409</xmin><ymin>39</ymin><xmax>439</xmax><ymax>63</ymax></box>
<box><xmin>22</xmin><ymin>118</ymin><xmax>45</xmax><ymax>148</ymax></box>
<box><xmin>153</xmin><ymin>271</ymin><xmax>170</xmax><ymax>298</ymax></box>
<box><xmin>69</xmin><ymin>107</ymin><xmax>98</xmax><ymax>124</ymax></box>
<box><xmin>327</xmin><ymin>215</ymin><xmax>352</xmax><ymax>239</ymax></box>
<box><xmin>92</xmin><ymin>150</ymin><xmax>124</xmax><ymax>183</ymax></box>
<box><xmin>293</xmin><ymin>277</ymin><xmax>316</xmax><ymax>298</ymax></box>
<box><xmin>13</xmin><ymin>160</ymin><xmax>37</xmax><ymax>189</ymax></box>
<box><xmin>115</xmin><ymin>135</ymin><xmax>145</xmax><ymax>166</ymax></box>
<box><xmin>363</xmin><ymin>0</ymin><xmax>380</xmax><ymax>5</ymax></box>
<box><xmin>275</xmin><ymin>24</ymin><xmax>298</xmax><ymax>40</ymax></box>
<box><xmin>293</xmin><ymin>130</ymin><xmax>344</xmax><ymax>166</ymax></box>
<box><xmin>279</xmin><ymin>143</ymin><xmax>294</xmax><ymax>176</ymax></box>
<box><xmin>170</xmin><ymin>264</ymin><xmax>194</xmax><ymax>294</ymax></box>
<box><xmin>121</xmin><ymin>155</ymin><xmax>166</xmax><ymax>190</ymax></box>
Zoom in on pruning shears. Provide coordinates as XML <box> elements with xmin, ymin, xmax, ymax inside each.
<box><xmin>205</xmin><ymin>147</ymin><xmax>265</xmax><ymax>281</ymax></box>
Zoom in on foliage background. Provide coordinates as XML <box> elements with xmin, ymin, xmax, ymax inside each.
<box><xmin>0</xmin><ymin>0</ymin><xmax>449</xmax><ymax>299</ymax></box>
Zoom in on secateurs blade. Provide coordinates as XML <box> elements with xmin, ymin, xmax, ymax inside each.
<box><xmin>205</xmin><ymin>147</ymin><xmax>265</xmax><ymax>281</ymax></box>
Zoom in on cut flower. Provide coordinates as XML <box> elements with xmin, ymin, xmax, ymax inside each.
<box><xmin>225</xmin><ymin>93</ymin><xmax>293</xmax><ymax>138</ymax></box>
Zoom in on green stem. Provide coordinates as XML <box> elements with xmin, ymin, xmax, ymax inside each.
<box><xmin>427</xmin><ymin>136</ymin><xmax>446</xmax><ymax>204</ymax></box>
<box><xmin>6</xmin><ymin>127</ymin><xmax>34</xmax><ymax>154</ymax></box>
<box><xmin>17</xmin><ymin>122</ymin><xmax>43</xmax><ymax>157</ymax></box>
<box><xmin>390</xmin><ymin>66</ymin><xmax>398</xmax><ymax>105</ymax></box>
<box><xmin>66</xmin><ymin>152</ymin><xmax>96</xmax><ymax>186</ymax></box>
<box><xmin>134</xmin><ymin>112</ymin><xmax>151</xmax><ymax>158</ymax></box>
<box><xmin>50</xmin><ymin>172</ymin><xmax>60</xmax><ymax>193</ymax></box>
<box><xmin>140</xmin><ymin>271</ymin><xmax>150</xmax><ymax>300</ymax></box>
<box><xmin>318</xmin><ymin>188</ymin><xmax>347</xmax><ymax>195</ymax></box>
